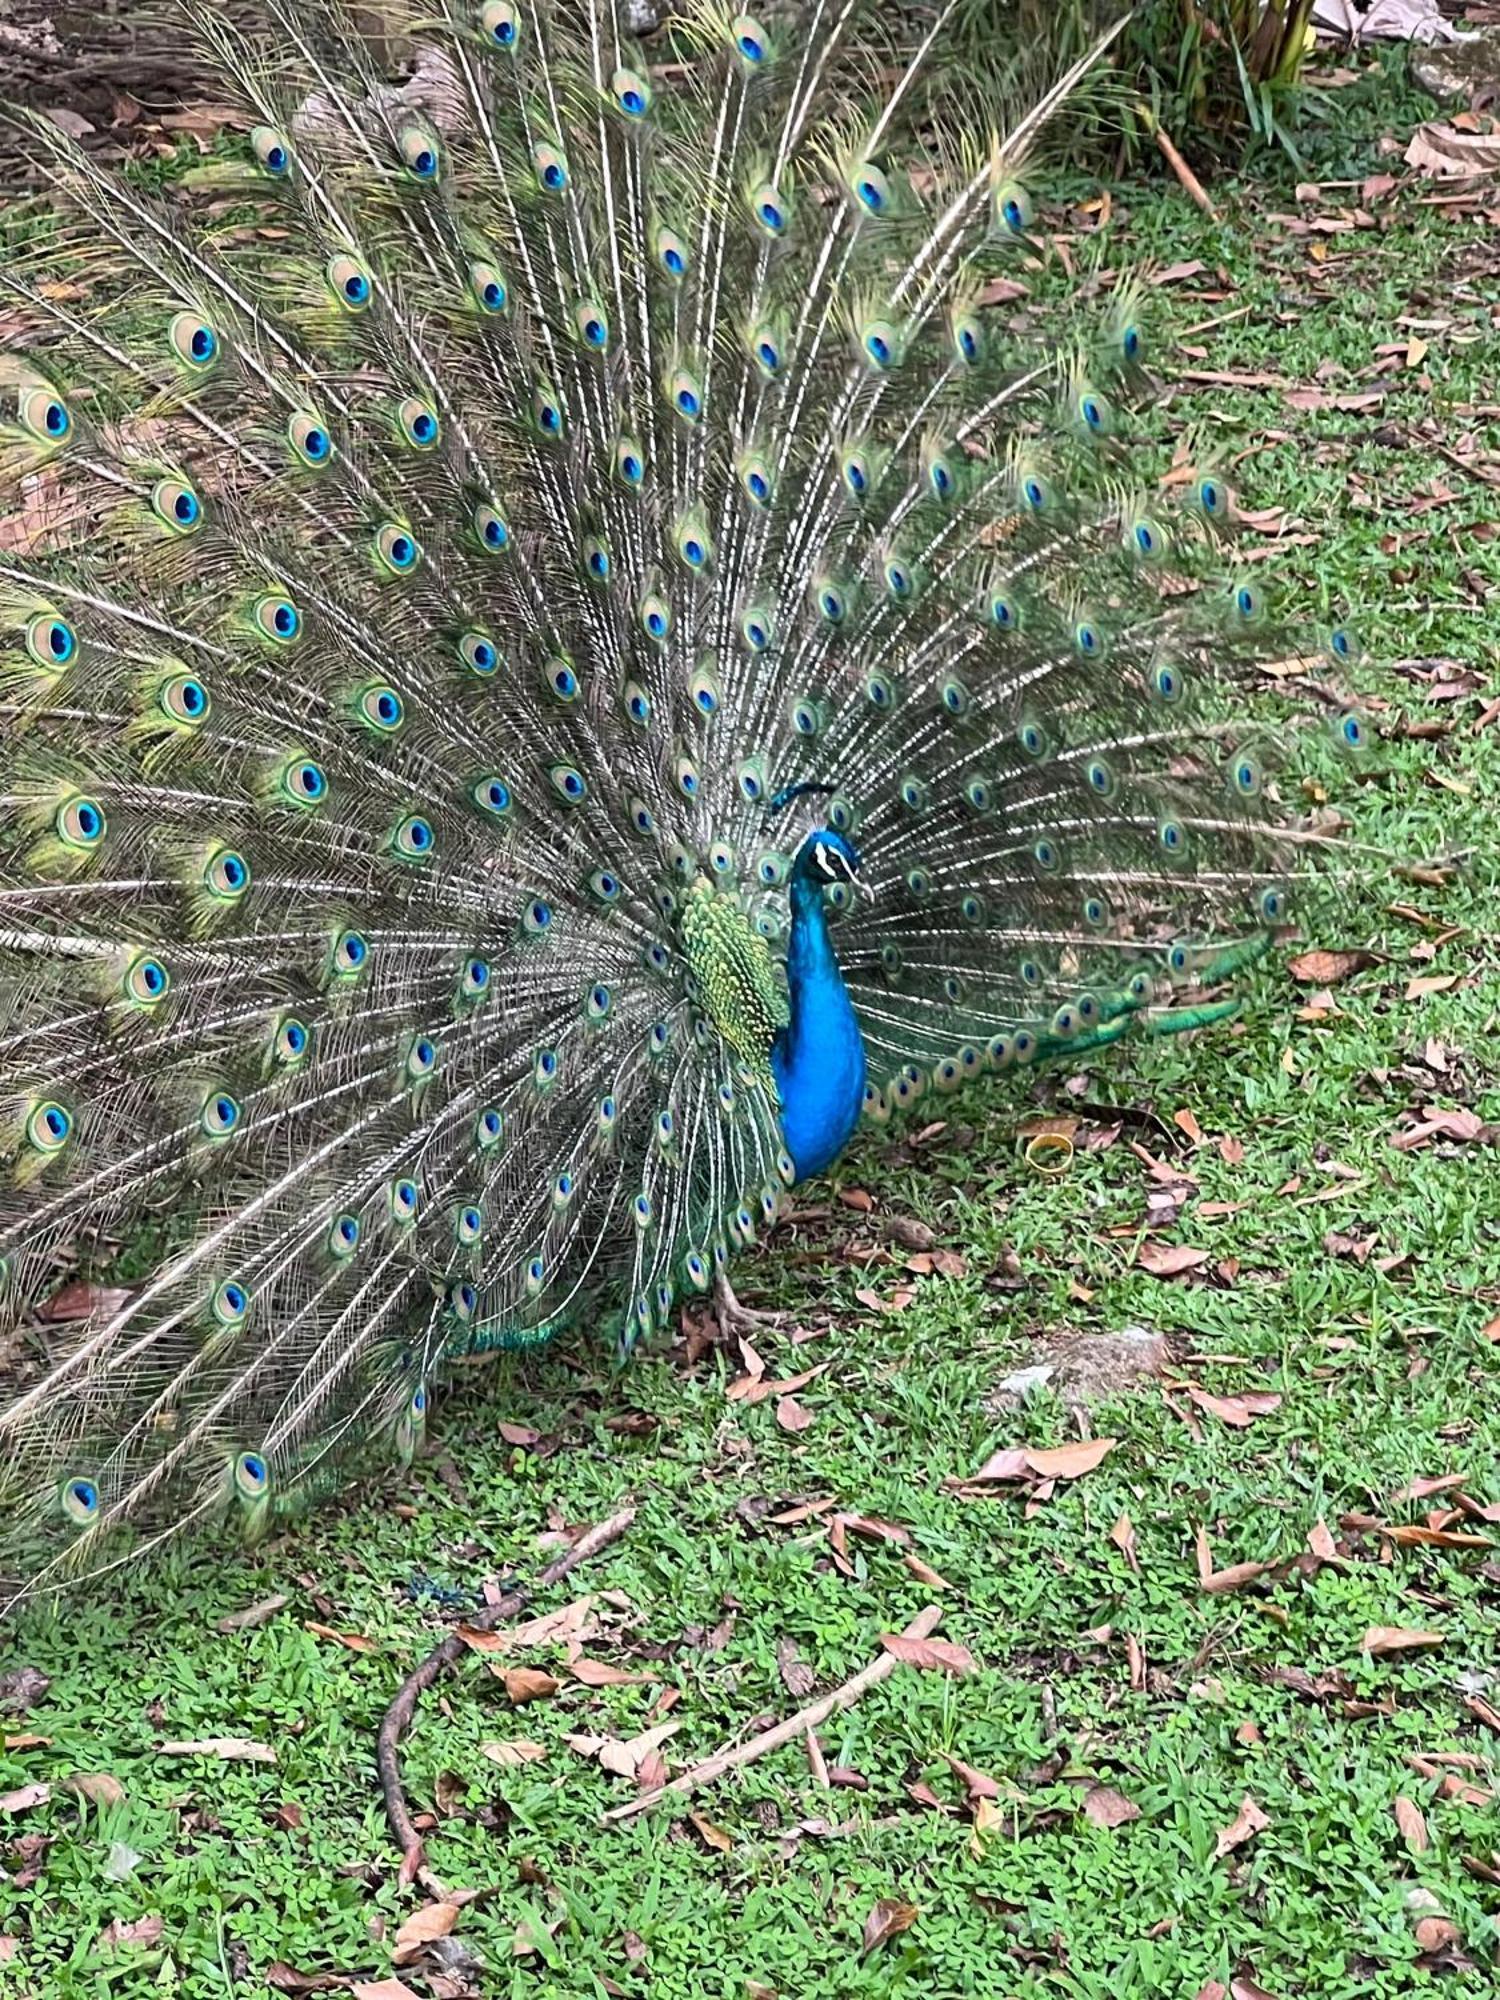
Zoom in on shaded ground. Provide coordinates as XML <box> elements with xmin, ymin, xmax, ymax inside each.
<box><xmin>3</xmin><ymin>48</ymin><xmax>1500</xmax><ymax>2000</ymax></box>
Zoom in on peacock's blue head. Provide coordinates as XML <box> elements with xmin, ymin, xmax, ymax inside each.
<box><xmin>793</xmin><ymin>827</ymin><xmax>870</xmax><ymax>898</ymax></box>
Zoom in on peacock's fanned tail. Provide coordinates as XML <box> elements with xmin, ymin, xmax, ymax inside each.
<box><xmin>0</xmin><ymin>0</ymin><xmax>1361</xmax><ymax>1599</ymax></box>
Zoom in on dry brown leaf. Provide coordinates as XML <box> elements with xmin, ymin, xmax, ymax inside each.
<box><xmin>68</xmin><ymin>1772</ymin><xmax>126</xmax><ymax>1807</ymax></box>
<box><xmin>0</xmin><ymin>1783</ymin><xmax>50</xmax><ymax>1813</ymax></box>
<box><xmin>478</xmin><ymin>1738</ymin><xmax>546</xmax><ymax>1767</ymax></box>
<box><xmin>1394</xmin><ymin>1796</ymin><xmax>1430</xmax><ymax>1854</ymax></box>
<box><xmin>963</xmin><ymin>1446</ymin><xmax>1030</xmax><ymax>1482</ymax></box>
<box><xmin>777</xmin><ymin>1638</ymin><xmax>816</xmax><ymax>1698</ymax></box>
<box><xmin>303</xmin><ymin>1621</ymin><xmax>377</xmax><ymax>1653</ymax></box>
<box><xmin>1383</xmin><ymin>1524</ymin><xmax>1491</xmax><ymax>1550</ymax></box>
<box><xmin>98</xmin><ymin>1914</ymin><xmax>165</xmax><ymax>1949</ymax></box>
<box><xmin>1194</xmin><ymin>1526</ymin><xmax>1270</xmax><ymax>1596</ymax></box>
<box><xmin>503</xmin><ymin>1667</ymin><xmax>561</xmax><ymax>1705</ymax></box>
<box><xmin>1287</xmin><ymin>948</ymin><xmax>1376</xmax><ymax>986</ymax></box>
<box><xmin>879</xmin><ymin>1633</ymin><xmax>976</xmax><ymax>1676</ymax></box>
<box><xmin>1306</xmin><ymin>1520</ymin><xmax>1340</xmax><ymax>1563</ymax></box>
<box><xmin>498</xmin><ymin>1421</ymin><xmax>541</xmax><ymax>1446</ymax></box>
<box><xmin>1413</xmin><ymin>1914</ymin><xmax>1462</xmax><ymax>1954</ymax></box>
<box><xmin>266</xmin><ymin>1969</ymin><xmax>353</xmax><ymax>1996</ymax></box>
<box><xmin>1363</xmin><ymin>1626</ymin><xmax>1446</xmax><ymax>1657</ymax></box>
<box><xmin>216</xmin><ymin>1594</ymin><xmax>290</xmax><ymax>1632</ymax></box>
<box><xmin>1214</xmin><ymin>1793</ymin><xmax>1270</xmax><ymax>1859</ymax></box>
<box><xmin>597</xmin><ymin>1720</ymin><xmax>682</xmax><ymax>1780</ymax></box>
<box><xmin>940</xmin><ymin>1751</ymin><xmax>1001</xmax><ymax>1801</ymax></box>
<box><xmin>860</xmin><ymin>1898</ymin><xmax>918</xmax><ymax>1957</ymax></box>
<box><xmin>1186</xmin><ymin>1386</ymin><xmax>1282</xmax><ymax>1428</ymax></box>
<box><xmin>156</xmin><ymin>1738</ymin><xmax>276</xmax><ymax>1762</ymax></box>
<box><xmin>36</xmin><ymin>1280</ymin><xmax>134</xmax><ymax>1323</ymax></box>
<box><xmin>350</xmin><ymin>1982</ymin><xmax>424</xmax><ymax>2000</ymax></box>
<box><xmin>775</xmin><ymin>1394</ymin><xmax>814</xmax><ymax>1433</ymax></box>
<box><xmin>569</xmin><ymin>1658</ymin><xmax>646</xmax><ymax>1687</ymax></box>
<box><xmin>393</xmin><ymin>1901</ymin><xmax>460</xmax><ymax>1965</ymax></box>
<box><xmin>688</xmin><ymin>1811</ymin><xmax>734</xmax><ymax>1852</ymax></box>
<box><xmin>1406</xmin><ymin>122</ymin><xmax>1500</xmax><ymax>178</ymax></box>
<box><xmin>1136</xmin><ymin>1241</ymin><xmax>1213</xmax><ymax>1278</ymax></box>
<box><xmin>1081</xmin><ymin>1784</ymin><xmax>1141</xmax><ymax>1829</ymax></box>
<box><xmin>460</xmin><ymin>1596</ymin><xmax>594</xmax><ymax>1655</ymax></box>
<box><xmin>903</xmin><ymin>1552</ymin><xmax>952</xmax><ymax>1590</ymax></box>
<box><xmin>1024</xmin><ymin>1437</ymin><xmax>1117</xmax><ymax>1480</ymax></box>
<box><xmin>635</xmin><ymin>1747</ymin><xmax>669</xmax><ymax>1792</ymax></box>
<box><xmin>1110</xmin><ymin>1513</ymin><xmax>1139</xmax><ymax>1572</ymax></box>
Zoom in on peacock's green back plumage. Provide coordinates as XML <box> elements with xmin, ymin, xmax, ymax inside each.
<box><xmin>0</xmin><ymin>0</ymin><xmax>1365</xmax><ymax>1600</ymax></box>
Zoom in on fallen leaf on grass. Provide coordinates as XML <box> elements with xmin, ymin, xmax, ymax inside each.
<box><xmin>1215</xmin><ymin>1793</ymin><xmax>1270</xmax><ymax>1859</ymax></box>
<box><xmin>940</xmin><ymin>1751</ymin><xmax>1001</xmax><ymax>1801</ymax></box>
<box><xmin>777</xmin><ymin>1638</ymin><xmax>816</xmax><ymax>1697</ymax></box>
<box><xmin>393</xmin><ymin>1901</ymin><xmax>460</xmax><ymax>1966</ymax></box>
<box><xmin>570</xmin><ymin>1658</ymin><xmax>647</xmax><ymax>1687</ymax></box>
<box><xmin>498</xmin><ymin>1420</ymin><xmax>541</xmax><ymax>1446</ymax></box>
<box><xmin>1363</xmin><ymin>1626</ymin><xmax>1445</xmax><ymax>1657</ymax></box>
<box><xmin>903</xmin><ymin>1552</ymin><xmax>952</xmax><ymax>1590</ymax></box>
<box><xmin>688</xmin><ymin>1811</ymin><xmax>733</xmax><ymax>1852</ymax></box>
<box><xmin>304</xmin><ymin>1622</ymin><xmax>378</xmax><ymax>1653</ymax></box>
<box><xmin>1391</xmin><ymin>1107</ymin><xmax>1490</xmax><ymax>1153</ymax></box>
<box><xmin>479</xmin><ymin>1738</ymin><xmax>546</xmax><ymax>1767</ymax></box>
<box><xmin>458</xmin><ymin>1596</ymin><xmax>595</xmax><ymax>1655</ymax></box>
<box><xmin>775</xmin><ymin>1394</ymin><xmax>814</xmax><ymax>1433</ymax></box>
<box><xmin>1081</xmin><ymin>1785</ymin><xmax>1141</xmax><ymax>1829</ymax></box>
<box><xmin>0</xmin><ymin>1783</ymin><xmax>51</xmax><ymax>1813</ymax></box>
<box><xmin>860</xmin><ymin>1898</ymin><xmax>918</xmax><ymax>1956</ymax></box>
<box><xmin>350</xmin><ymin>1982</ymin><xmax>424</xmax><ymax>2000</ymax></box>
<box><xmin>947</xmin><ymin>1436</ymin><xmax>1116</xmax><ymax>1499</ymax></box>
<box><xmin>1382</xmin><ymin>1524</ymin><xmax>1491</xmax><ymax>1550</ymax></box>
<box><xmin>1136</xmin><ymin>1241</ymin><xmax>1213</xmax><ymax>1279</ymax></box>
<box><xmin>595</xmin><ymin>1720</ymin><xmax>682</xmax><ymax>1781</ymax></box>
<box><xmin>97</xmin><ymin>1915</ymin><xmax>164</xmax><ymax>1950</ymax></box>
<box><xmin>1110</xmin><ymin>1513</ymin><xmax>1139</xmax><ymax>1573</ymax></box>
<box><xmin>1306</xmin><ymin>1520</ymin><xmax>1342</xmax><ymax>1565</ymax></box>
<box><xmin>1288</xmin><ymin>947</ymin><xmax>1378</xmax><ymax>985</ymax></box>
<box><xmin>1186</xmin><ymin>1386</ymin><xmax>1282</xmax><ymax>1428</ymax></box>
<box><xmin>68</xmin><ymin>1773</ymin><xmax>126</xmax><ymax>1807</ymax></box>
<box><xmin>1195</xmin><ymin>1526</ymin><xmax>1270</xmax><ymax>1596</ymax></box>
<box><xmin>1024</xmin><ymin>1438</ymin><xmax>1116</xmax><ymax>1480</ymax></box>
<box><xmin>879</xmin><ymin>1633</ymin><xmax>976</xmax><ymax>1676</ymax></box>
<box><xmin>156</xmin><ymin>1738</ymin><xmax>276</xmax><ymax>1763</ymax></box>
<box><xmin>1395</xmin><ymin>1796</ymin><xmax>1430</xmax><ymax>1854</ymax></box>
<box><xmin>503</xmin><ymin>1667</ymin><xmax>560</xmax><ymax>1705</ymax></box>
<box><xmin>266</xmin><ymin>1968</ymin><xmax>353</xmax><ymax>1995</ymax></box>
<box><xmin>216</xmin><ymin>1594</ymin><xmax>289</xmax><ymax>1632</ymax></box>
<box><xmin>1406</xmin><ymin>122</ymin><xmax>1500</xmax><ymax>178</ymax></box>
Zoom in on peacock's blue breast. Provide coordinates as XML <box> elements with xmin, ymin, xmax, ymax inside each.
<box><xmin>772</xmin><ymin>969</ymin><xmax>867</xmax><ymax>1182</ymax></box>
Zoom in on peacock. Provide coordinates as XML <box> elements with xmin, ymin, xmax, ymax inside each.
<box><xmin>0</xmin><ymin>0</ymin><xmax>1366</xmax><ymax>1607</ymax></box>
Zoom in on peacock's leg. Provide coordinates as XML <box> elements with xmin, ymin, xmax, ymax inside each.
<box><xmin>714</xmin><ymin>1272</ymin><xmax>788</xmax><ymax>1340</ymax></box>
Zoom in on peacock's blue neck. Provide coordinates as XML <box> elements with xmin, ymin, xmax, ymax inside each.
<box><xmin>772</xmin><ymin>873</ymin><xmax>867</xmax><ymax>1183</ymax></box>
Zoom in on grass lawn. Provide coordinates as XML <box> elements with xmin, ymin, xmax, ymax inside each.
<box><xmin>3</xmin><ymin>49</ymin><xmax>1500</xmax><ymax>2000</ymax></box>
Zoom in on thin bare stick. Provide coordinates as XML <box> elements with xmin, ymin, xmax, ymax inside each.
<box><xmin>1153</xmin><ymin>124</ymin><xmax>1220</xmax><ymax>222</ymax></box>
<box><xmin>604</xmin><ymin>1604</ymin><xmax>943</xmax><ymax>1823</ymax></box>
<box><xmin>378</xmin><ymin>1505</ymin><xmax>636</xmax><ymax>1882</ymax></box>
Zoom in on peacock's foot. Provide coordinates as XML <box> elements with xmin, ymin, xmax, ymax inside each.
<box><xmin>713</xmin><ymin>1273</ymin><xmax>788</xmax><ymax>1343</ymax></box>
